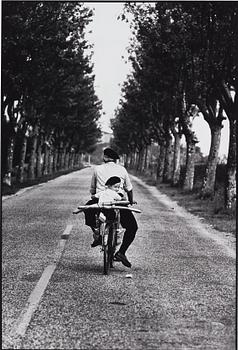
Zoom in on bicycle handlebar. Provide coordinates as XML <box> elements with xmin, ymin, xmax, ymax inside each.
<box><xmin>94</xmin><ymin>200</ymin><xmax>137</xmax><ymax>206</ymax></box>
<box><xmin>73</xmin><ymin>202</ymin><xmax>141</xmax><ymax>214</ymax></box>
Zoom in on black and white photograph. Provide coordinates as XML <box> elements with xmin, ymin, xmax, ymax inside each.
<box><xmin>2</xmin><ymin>1</ymin><xmax>237</xmax><ymax>349</ymax></box>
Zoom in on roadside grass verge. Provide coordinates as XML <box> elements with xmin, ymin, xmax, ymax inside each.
<box><xmin>130</xmin><ymin>170</ymin><xmax>236</xmax><ymax>237</ymax></box>
<box><xmin>1</xmin><ymin>166</ymin><xmax>85</xmax><ymax>197</ymax></box>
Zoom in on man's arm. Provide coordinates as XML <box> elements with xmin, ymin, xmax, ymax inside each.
<box><xmin>122</xmin><ymin>167</ymin><xmax>134</xmax><ymax>204</ymax></box>
<box><xmin>123</xmin><ymin>168</ymin><xmax>133</xmax><ymax>192</ymax></box>
<box><xmin>90</xmin><ymin>169</ymin><xmax>97</xmax><ymax>196</ymax></box>
<box><xmin>127</xmin><ymin>190</ymin><xmax>134</xmax><ymax>205</ymax></box>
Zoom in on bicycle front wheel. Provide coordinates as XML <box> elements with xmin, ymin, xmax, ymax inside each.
<box><xmin>103</xmin><ymin>244</ymin><xmax>109</xmax><ymax>275</ymax></box>
<box><xmin>102</xmin><ymin>224</ymin><xmax>110</xmax><ymax>275</ymax></box>
<box><xmin>108</xmin><ymin>224</ymin><xmax>117</xmax><ymax>268</ymax></box>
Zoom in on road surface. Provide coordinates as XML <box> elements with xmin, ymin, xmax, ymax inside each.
<box><xmin>2</xmin><ymin>167</ymin><xmax>236</xmax><ymax>349</ymax></box>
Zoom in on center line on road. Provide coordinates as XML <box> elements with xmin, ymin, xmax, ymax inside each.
<box><xmin>61</xmin><ymin>224</ymin><xmax>73</xmax><ymax>240</ymax></box>
<box><xmin>13</xmin><ymin>224</ymin><xmax>73</xmax><ymax>337</ymax></box>
<box><xmin>15</xmin><ymin>263</ymin><xmax>57</xmax><ymax>337</ymax></box>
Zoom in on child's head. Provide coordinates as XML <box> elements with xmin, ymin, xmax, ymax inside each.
<box><xmin>105</xmin><ymin>176</ymin><xmax>121</xmax><ymax>192</ymax></box>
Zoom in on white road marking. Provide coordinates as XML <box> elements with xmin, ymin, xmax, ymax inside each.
<box><xmin>14</xmin><ymin>224</ymin><xmax>73</xmax><ymax>337</ymax></box>
<box><xmin>15</xmin><ymin>264</ymin><xmax>57</xmax><ymax>336</ymax></box>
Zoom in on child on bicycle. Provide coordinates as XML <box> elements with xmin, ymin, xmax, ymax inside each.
<box><xmin>94</xmin><ymin>176</ymin><xmax>123</xmax><ymax>205</ymax></box>
<box><xmin>91</xmin><ymin>176</ymin><xmax>123</xmax><ymax>247</ymax></box>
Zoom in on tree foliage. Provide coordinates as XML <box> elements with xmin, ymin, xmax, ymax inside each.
<box><xmin>112</xmin><ymin>2</ymin><xmax>237</xmax><ymax>207</ymax></box>
<box><xmin>2</xmin><ymin>1</ymin><xmax>102</xmax><ymax>182</ymax></box>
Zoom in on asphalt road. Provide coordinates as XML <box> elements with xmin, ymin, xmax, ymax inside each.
<box><xmin>2</xmin><ymin>167</ymin><xmax>236</xmax><ymax>350</ymax></box>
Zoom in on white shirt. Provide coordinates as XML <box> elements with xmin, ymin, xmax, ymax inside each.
<box><xmin>90</xmin><ymin>161</ymin><xmax>133</xmax><ymax>196</ymax></box>
<box><xmin>95</xmin><ymin>188</ymin><xmax>122</xmax><ymax>205</ymax></box>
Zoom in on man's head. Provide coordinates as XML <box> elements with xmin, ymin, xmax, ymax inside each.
<box><xmin>105</xmin><ymin>176</ymin><xmax>121</xmax><ymax>192</ymax></box>
<box><xmin>103</xmin><ymin>147</ymin><xmax>120</xmax><ymax>162</ymax></box>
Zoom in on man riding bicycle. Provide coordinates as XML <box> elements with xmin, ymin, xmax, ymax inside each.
<box><xmin>84</xmin><ymin>147</ymin><xmax>138</xmax><ymax>268</ymax></box>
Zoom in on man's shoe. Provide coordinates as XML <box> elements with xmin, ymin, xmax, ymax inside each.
<box><xmin>114</xmin><ymin>251</ymin><xmax>131</xmax><ymax>268</ymax></box>
<box><xmin>91</xmin><ymin>235</ymin><xmax>102</xmax><ymax>247</ymax></box>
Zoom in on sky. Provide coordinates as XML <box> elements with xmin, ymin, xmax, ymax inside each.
<box><xmin>86</xmin><ymin>2</ymin><xmax>229</xmax><ymax>157</ymax></box>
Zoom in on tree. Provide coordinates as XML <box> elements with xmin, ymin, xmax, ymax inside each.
<box><xmin>116</xmin><ymin>2</ymin><xmax>236</xmax><ymax>207</ymax></box>
<box><xmin>2</xmin><ymin>2</ymin><xmax>102</xmax><ymax>184</ymax></box>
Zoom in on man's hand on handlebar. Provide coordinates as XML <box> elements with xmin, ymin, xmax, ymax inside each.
<box><xmin>127</xmin><ymin>190</ymin><xmax>134</xmax><ymax>206</ymax></box>
<box><xmin>128</xmin><ymin>200</ymin><xmax>137</xmax><ymax>206</ymax></box>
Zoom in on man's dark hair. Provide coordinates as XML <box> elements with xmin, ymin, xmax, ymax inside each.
<box><xmin>103</xmin><ymin>147</ymin><xmax>120</xmax><ymax>160</ymax></box>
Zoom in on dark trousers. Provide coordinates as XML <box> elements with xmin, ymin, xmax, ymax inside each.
<box><xmin>84</xmin><ymin>198</ymin><xmax>138</xmax><ymax>254</ymax></box>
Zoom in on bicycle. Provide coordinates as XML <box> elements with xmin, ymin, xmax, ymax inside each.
<box><xmin>73</xmin><ymin>201</ymin><xmax>141</xmax><ymax>275</ymax></box>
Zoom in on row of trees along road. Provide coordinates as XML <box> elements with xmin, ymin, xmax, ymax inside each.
<box><xmin>111</xmin><ymin>2</ymin><xmax>237</xmax><ymax>210</ymax></box>
<box><xmin>2</xmin><ymin>2</ymin><xmax>102</xmax><ymax>186</ymax></box>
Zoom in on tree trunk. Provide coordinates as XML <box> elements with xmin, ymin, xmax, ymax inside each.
<box><xmin>67</xmin><ymin>151</ymin><xmax>71</xmax><ymax>169</ymax></box>
<box><xmin>53</xmin><ymin>148</ymin><xmax>58</xmax><ymax>173</ymax></box>
<box><xmin>73</xmin><ymin>153</ymin><xmax>76</xmax><ymax>168</ymax></box>
<box><xmin>3</xmin><ymin>135</ymin><xmax>15</xmax><ymax>186</ymax></box>
<box><xmin>138</xmin><ymin>149</ymin><xmax>144</xmax><ymax>172</ymax></box>
<box><xmin>36</xmin><ymin>135</ymin><xmax>43</xmax><ymax>178</ymax></box>
<box><xmin>181</xmin><ymin>101</ymin><xmax>199</xmax><ymax>191</ymax></box>
<box><xmin>69</xmin><ymin>152</ymin><xmax>72</xmax><ymax>169</ymax></box>
<box><xmin>124</xmin><ymin>154</ymin><xmax>129</xmax><ymax>168</ymax></box>
<box><xmin>73</xmin><ymin>153</ymin><xmax>77</xmax><ymax>167</ymax></box>
<box><xmin>142</xmin><ymin>146</ymin><xmax>149</xmax><ymax>173</ymax></box>
<box><xmin>163</xmin><ymin>135</ymin><xmax>173</xmax><ymax>183</ymax></box>
<box><xmin>42</xmin><ymin>150</ymin><xmax>49</xmax><ymax>176</ymax></box>
<box><xmin>139</xmin><ymin>149</ymin><xmax>144</xmax><ymax>172</ymax></box>
<box><xmin>2</xmin><ymin>101</ymin><xmax>16</xmax><ymax>186</ymax></box>
<box><xmin>63</xmin><ymin>145</ymin><xmax>68</xmax><ymax>170</ymax></box>
<box><xmin>42</xmin><ymin>138</ymin><xmax>50</xmax><ymax>176</ymax></box>
<box><xmin>134</xmin><ymin>151</ymin><xmax>138</xmax><ymax>171</ymax></box>
<box><xmin>146</xmin><ymin>145</ymin><xmax>151</xmax><ymax>174</ymax></box>
<box><xmin>150</xmin><ymin>143</ymin><xmax>159</xmax><ymax>180</ymax></box>
<box><xmin>215</xmin><ymin>80</ymin><xmax>236</xmax><ymax>209</ymax></box>
<box><xmin>133</xmin><ymin>152</ymin><xmax>137</xmax><ymax>170</ymax></box>
<box><xmin>72</xmin><ymin>152</ymin><xmax>75</xmax><ymax>168</ymax></box>
<box><xmin>134</xmin><ymin>151</ymin><xmax>137</xmax><ymax>169</ymax></box>
<box><xmin>28</xmin><ymin>124</ymin><xmax>39</xmax><ymax>180</ymax></box>
<box><xmin>76</xmin><ymin>153</ymin><xmax>80</xmax><ymax>167</ymax></box>
<box><xmin>225</xmin><ymin>118</ymin><xmax>236</xmax><ymax>209</ymax></box>
<box><xmin>64</xmin><ymin>149</ymin><xmax>69</xmax><ymax>170</ymax></box>
<box><xmin>60</xmin><ymin>142</ymin><xmax>65</xmax><ymax>170</ymax></box>
<box><xmin>156</xmin><ymin>141</ymin><xmax>166</xmax><ymax>183</ymax></box>
<box><xmin>80</xmin><ymin>153</ymin><xmax>84</xmax><ymax>164</ymax></box>
<box><xmin>172</xmin><ymin>133</ymin><xmax>182</xmax><ymax>186</ymax></box>
<box><xmin>48</xmin><ymin>150</ymin><xmax>53</xmax><ymax>175</ymax></box>
<box><xmin>183</xmin><ymin>138</ymin><xmax>197</xmax><ymax>191</ymax></box>
<box><xmin>129</xmin><ymin>153</ymin><xmax>134</xmax><ymax>169</ymax></box>
<box><xmin>200</xmin><ymin>125</ymin><xmax>222</xmax><ymax>198</ymax></box>
<box><xmin>197</xmin><ymin>95</ymin><xmax>226</xmax><ymax>198</ymax></box>
<box><xmin>16</xmin><ymin>132</ymin><xmax>28</xmax><ymax>183</ymax></box>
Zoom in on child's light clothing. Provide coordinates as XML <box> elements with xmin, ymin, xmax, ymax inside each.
<box><xmin>95</xmin><ymin>188</ymin><xmax>122</xmax><ymax>205</ymax></box>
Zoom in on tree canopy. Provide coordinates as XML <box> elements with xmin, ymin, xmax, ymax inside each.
<box><xmin>2</xmin><ymin>1</ymin><xmax>102</xmax><ymax>158</ymax></box>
